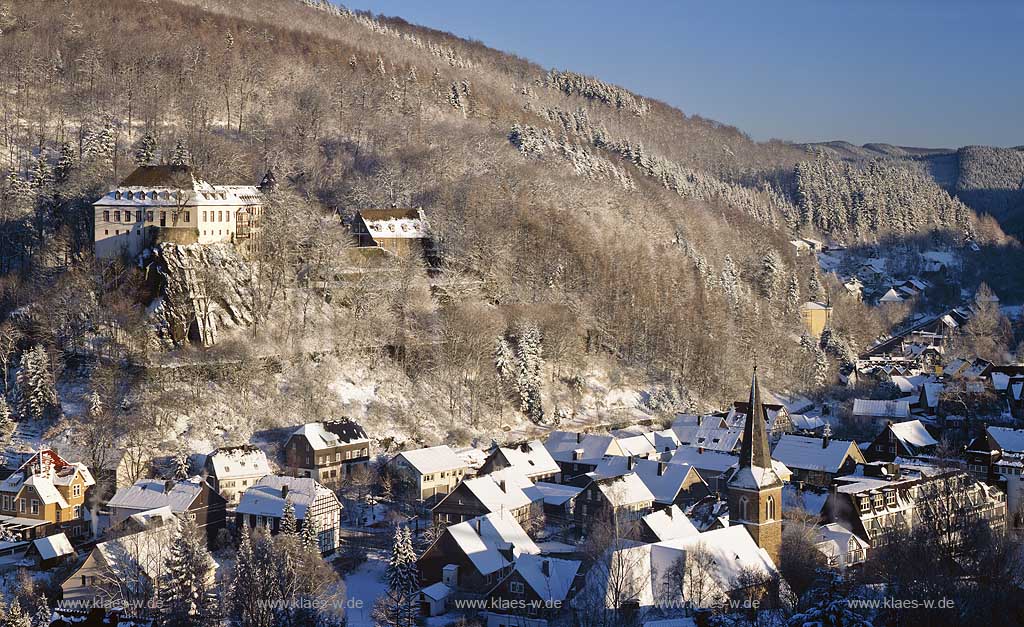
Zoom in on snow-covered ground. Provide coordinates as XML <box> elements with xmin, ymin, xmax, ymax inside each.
<box><xmin>343</xmin><ymin>552</ymin><xmax>389</xmax><ymax>627</ymax></box>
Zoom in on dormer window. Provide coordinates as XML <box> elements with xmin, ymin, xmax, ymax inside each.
<box><xmin>126</xmin><ymin>191</ymin><xmax>134</xmax><ymax>201</ymax></box>
<box><xmin>160</xmin><ymin>191</ymin><xmax>169</xmax><ymax>200</ymax></box>
<box><xmin>114</xmin><ymin>191</ymin><xmax>122</xmax><ymax>200</ymax></box>
<box><xmin>149</xmin><ymin>191</ymin><xmax>157</xmax><ymax>200</ymax></box>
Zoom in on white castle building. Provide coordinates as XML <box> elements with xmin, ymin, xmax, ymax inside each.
<box><xmin>93</xmin><ymin>165</ymin><xmax>271</xmax><ymax>259</ymax></box>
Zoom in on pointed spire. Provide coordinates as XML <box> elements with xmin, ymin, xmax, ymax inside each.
<box><xmin>739</xmin><ymin>368</ymin><xmax>773</xmax><ymax>469</ymax></box>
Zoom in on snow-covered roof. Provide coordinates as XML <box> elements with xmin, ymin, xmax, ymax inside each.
<box><xmin>879</xmin><ymin>288</ymin><xmax>904</xmax><ymax>303</ymax></box>
<box><xmin>852</xmin><ymin>399</ymin><xmax>910</xmax><ymax>419</ymax></box>
<box><xmin>493</xmin><ymin>441</ymin><xmax>560</xmax><ymax>477</ymax></box>
<box><xmin>128</xmin><ymin>506</ymin><xmax>176</xmax><ymax>529</ymax></box>
<box><xmin>95</xmin><ymin>166</ymin><xmax>263</xmax><ymax>208</ymax></box>
<box><xmin>583</xmin><ymin>525</ymin><xmax>778</xmax><ymax>611</ymax></box>
<box><xmin>889</xmin><ymin>420</ymin><xmax>938</xmax><ymax>449</ymax></box>
<box><xmin>791</xmin><ymin>414</ymin><xmax>826</xmax><ymax>431</ymax></box>
<box><xmin>95</xmin><ymin>518</ymin><xmax>181</xmax><ymax>581</ymax></box>
<box><xmin>236</xmin><ymin>475</ymin><xmax>331</xmax><ymax>520</ymax></box>
<box><xmin>292</xmin><ymin>421</ymin><xmax>369</xmax><ymax>451</ymax></box>
<box><xmin>544</xmin><ymin>431</ymin><xmax>622</xmax><ymax>464</ymax></box>
<box><xmin>358</xmin><ymin>208</ymin><xmax>428</xmax><ymax>239</ymax></box>
<box><xmin>668</xmin><ymin>448</ymin><xmax>737</xmax><ymax>474</ymax></box>
<box><xmin>670</xmin><ymin>423</ymin><xmax>742</xmax><ymax>453</ymax></box>
<box><xmin>206</xmin><ymin>446</ymin><xmax>271</xmax><ymax>480</ymax></box>
<box><xmin>511</xmin><ymin>554</ymin><xmax>581</xmax><ymax>602</ymax></box>
<box><xmin>534</xmin><ymin>482</ymin><xmax>583</xmax><ymax>506</ymax></box>
<box><xmin>33</xmin><ymin>533</ymin><xmax>74</xmax><ymax>561</ymax></box>
<box><xmin>420</xmin><ymin>582</ymin><xmax>451</xmax><ymax>601</ymax></box>
<box><xmin>728</xmin><ymin>463</ymin><xmax>783</xmax><ymax>490</ymax></box>
<box><xmin>772</xmin><ymin>435</ymin><xmax>860</xmax><ymax>474</ymax></box>
<box><xmin>593</xmin><ymin>458</ymin><xmax>702</xmax><ymax>505</ymax></box>
<box><xmin>988</xmin><ymin>427</ymin><xmax>1024</xmax><ymax>454</ymax></box>
<box><xmin>395</xmin><ymin>445</ymin><xmax>468</xmax><ymax>475</ymax></box>
<box><xmin>641</xmin><ymin>505</ymin><xmax>700</xmax><ymax>542</ymax></box>
<box><xmin>617</xmin><ymin>434</ymin><xmax>657</xmax><ymax>457</ymax></box>
<box><xmin>446</xmin><ymin>512</ymin><xmax>540</xmax><ymax>576</ymax></box>
<box><xmin>594</xmin><ymin>473</ymin><xmax>655</xmax><ymax>507</ymax></box>
<box><xmin>944</xmin><ymin>358</ymin><xmax>969</xmax><ymax>377</ymax></box>
<box><xmin>0</xmin><ymin>449</ymin><xmax>93</xmax><ymax>508</ymax></box>
<box><xmin>921</xmin><ymin>382</ymin><xmax>944</xmax><ymax>409</ymax></box>
<box><xmin>992</xmin><ymin>372</ymin><xmax>1011</xmax><ymax>391</ymax></box>
<box><xmin>451</xmin><ymin>468</ymin><xmax>541</xmax><ymax>514</ymax></box>
<box><xmin>107</xmin><ymin>478</ymin><xmax>207</xmax><ymax>514</ymax></box>
<box><xmin>801</xmin><ymin>301</ymin><xmax>831</xmax><ymax>311</ymax></box>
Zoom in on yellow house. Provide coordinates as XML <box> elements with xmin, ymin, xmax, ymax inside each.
<box><xmin>800</xmin><ymin>301</ymin><xmax>833</xmax><ymax>337</ymax></box>
<box><xmin>0</xmin><ymin>449</ymin><xmax>95</xmax><ymax>541</ymax></box>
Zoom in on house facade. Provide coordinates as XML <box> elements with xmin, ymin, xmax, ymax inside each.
<box><xmin>389</xmin><ymin>445</ymin><xmax>471</xmax><ymax>503</ymax></box>
<box><xmin>0</xmin><ymin>449</ymin><xmax>95</xmax><ymax>542</ymax></box>
<box><xmin>236</xmin><ymin>475</ymin><xmax>343</xmax><ymax>554</ymax></box>
<box><xmin>204</xmin><ymin>445</ymin><xmax>271</xmax><ymax>505</ymax></box>
<box><xmin>350</xmin><ymin>208</ymin><xmax>430</xmax><ymax>258</ymax></box>
<box><xmin>284</xmin><ymin>420</ymin><xmax>372</xmax><ymax>488</ymax></box>
<box><xmin>106</xmin><ymin>477</ymin><xmax>227</xmax><ymax>545</ymax></box>
<box><xmin>432</xmin><ymin>468</ymin><xmax>544</xmax><ymax>529</ymax></box>
<box><xmin>478</xmin><ymin>440</ymin><xmax>561</xmax><ymax>483</ymax></box>
<box><xmin>93</xmin><ymin>165</ymin><xmax>265</xmax><ymax>259</ymax></box>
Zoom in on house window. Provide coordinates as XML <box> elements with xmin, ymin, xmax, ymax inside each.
<box><xmin>19</xmin><ymin>498</ymin><xmax>26</xmax><ymax>513</ymax></box>
<box><xmin>147</xmin><ymin>211</ymin><xmax>154</xmax><ymax>221</ymax></box>
<box><xmin>103</xmin><ymin>210</ymin><xmax>110</xmax><ymax>221</ymax></box>
<box><xmin>885</xmin><ymin>491</ymin><xmax>896</xmax><ymax>506</ymax></box>
<box><xmin>218</xmin><ymin>211</ymin><xmax>223</xmax><ymax>222</ymax></box>
<box><xmin>136</xmin><ymin>210</ymin><xmax>143</xmax><ymax>222</ymax></box>
<box><xmin>114</xmin><ymin>192</ymin><xmax>121</xmax><ymax>200</ymax></box>
<box><xmin>74</xmin><ymin>505</ymin><xmax>81</xmax><ymax>518</ymax></box>
<box><xmin>859</xmin><ymin>497</ymin><xmax>870</xmax><ymax>513</ymax></box>
<box><xmin>114</xmin><ymin>211</ymin><xmax>121</xmax><ymax>221</ymax></box>
<box><xmin>73</xmin><ymin>484</ymin><xmax>82</xmax><ymax>498</ymax></box>
<box><xmin>30</xmin><ymin>499</ymin><xmax>39</xmax><ymax>514</ymax></box>
<box><xmin>510</xmin><ymin>581</ymin><xmax>525</xmax><ymax>594</ymax></box>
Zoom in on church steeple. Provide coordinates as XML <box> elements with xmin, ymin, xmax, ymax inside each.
<box><xmin>740</xmin><ymin>367</ymin><xmax>773</xmax><ymax>470</ymax></box>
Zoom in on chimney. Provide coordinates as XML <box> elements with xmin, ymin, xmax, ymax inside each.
<box><xmin>697</xmin><ymin>447</ymin><xmax>704</xmax><ymax>455</ymax></box>
<box><xmin>541</xmin><ymin>559</ymin><xmax>550</xmax><ymax>577</ymax></box>
<box><xmin>475</xmin><ymin>518</ymin><xmax>482</xmax><ymax>534</ymax></box>
<box><xmin>576</xmin><ymin>432</ymin><xmax>583</xmax><ymax>444</ymax></box>
<box><xmin>281</xmin><ymin>484</ymin><xmax>289</xmax><ymax>500</ymax></box>
<box><xmin>626</xmin><ymin>456</ymin><xmax>635</xmax><ymax>471</ymax></box>
<box><xmin>573</xmin><ymin>448</ymin><xmax>584</xmax><ymax>461</ymax></box>
<box><xmin>697</xmin><ymin>414</ymin><xmax>703</xmax><ymax>427</ymax></box>
<box><xmin>822</xmin><ymin>424</ymin><xmax>833</xmax><ymax>449</ymax></box>
<box><xmin>657</xmin><ymin>462</ymin><xmax>667</xmax><ymax>477</ymax></box>
<box><xmin>164</xmin><ymin>480</ymin><xmax>175</xmax><ymax>493</ymax></box>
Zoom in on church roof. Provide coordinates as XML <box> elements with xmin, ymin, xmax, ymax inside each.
<box><xmin>730</xmin><ymin>370</ymin><xmax>783</xmax><ymax>490</ymax></box>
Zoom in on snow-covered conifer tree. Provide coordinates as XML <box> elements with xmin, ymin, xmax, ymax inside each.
<box><xmin>172</xmin><ymin>449</ymin><xmax>191</xmax><ymax>480</ymax></box>
<box><xmin>281</xmin><ymin>498</ymin><xmax>297</xmax><ymax>535</ymax></box>
<box><xmin>170</xmin><ymin>139</ymin><xmax>191</xmax><ymax>167</ymax></box>
<box><xmin>373</xmin><ymin>526</ymin><xmax>419</xmax><ymax>627</ymax></box>
<box><xmin>15</xmin><ymin>344</ymin><xmax>58</xmax><ymax>421</ymax></box>
<box><xmin>5</xmin><ymin>598</ymin><xmax>31</xmax><ymax>627</ymax></box>
<box><xmin>31</xmin><ymin>594</ymin><xmax>51</xmax><ymax>627</ymax></box>
<box><xmin>786</xmin><ymin>272</ymin><xmax>801</xmax><ymax>312</ymax></box>
<box><xmin>229</xmin><ymin>526</ymin><xmax>276</xmax><ymax>627</ymax></box>
<box><xmin>300</xmin><ymin>515</ymin><xmax>319</xmax><ymax>553</ymax></box>
<box><xmin>160</xmin><ymin>517</ymin><xmax>216</xmax><ymax>627</ymax></box>
<box><xmin>759</xmin><ymin>251</ymin><xmax>783</xmax><ymax>301</ymax></box>
<box><xmin>134</xmin><ymin>132</ymin><xmax>158</xmax><ymax>166</ymax></box>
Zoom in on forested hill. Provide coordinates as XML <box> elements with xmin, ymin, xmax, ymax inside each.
<box><xmin>0</xmin><ymin>0</ymin><xmax>1019</xmax><ymax>441</ymax></box>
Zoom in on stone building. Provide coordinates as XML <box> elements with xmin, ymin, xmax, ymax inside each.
<box><xmin>93</xmin><ymin>165</ymin><xmax>266</xmax><ymax>259</ymax></box>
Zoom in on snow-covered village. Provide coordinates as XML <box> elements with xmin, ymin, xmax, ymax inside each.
<box><xmin>2</xmin><ymin>1</ymin><xmax>1024</xmax><ymax>627</ymax></box>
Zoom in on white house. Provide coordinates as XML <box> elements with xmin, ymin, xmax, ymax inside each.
<box><xmin>204</xmin><ymin>445</ymin><xmax>271</xmax><ymax>505</ymax></box>
<box><xmin>236</xmin><ymin>475</ymin><xmax>342</xmax><ymax>554</ymax></box>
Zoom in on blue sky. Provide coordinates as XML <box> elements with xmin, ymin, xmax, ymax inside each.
<box><xmin>342</xmin><ymin>1</ymin><xmax>1023</xmax><ymax>148</ymax></box>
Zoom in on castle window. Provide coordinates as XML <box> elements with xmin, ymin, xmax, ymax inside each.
<box><xmin>766</xmin><ymin>495</ymin><xmax>776</xmax><ymax>520</ymax></box>
<box><xmin>114</xmin><ymin>211</ymin><xmax>121</xmax><ymax>221</ymax></box>
<box><xmin>103</xmin><ymin>210</ymin><xmax>110</xmax><ymax>221</ymax></box>
<box><xmin>202</xmin><ymin>211</ymin><xmax>207</xmax><ymax>221</ymax></box>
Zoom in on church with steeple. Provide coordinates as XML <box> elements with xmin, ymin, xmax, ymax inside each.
<box><xmin>727</xmin><ymin>368</ymin><xmax>783</xmax><ymax>566</ymax></box>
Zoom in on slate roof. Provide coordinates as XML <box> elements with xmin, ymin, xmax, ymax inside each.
<box><xmin>206</xmin><ymin>446</ymin><xmax>271</xmax><ymax>480</ymax></box>
<box><xmin>641</xmin><ymin>505</ymin><xmax>700</xmax><ymax>542</ymax></box>
<box><xmin>236</xmin><ymin>475</ymin><xmax>329</xmax><ymax>520</ymax></box>
<box><xmin>446</xmin><ymin>512</ymin><xmax>540</xmax><ymax>576</ymax></box>
<box><xmin>772</xmin><ymin>435</ymin><xmax>860</xmax><ymax>474</ymax></box>
<box><xmin>396</xmin><ymin>445</ymin><xmax>468</xmax><ymax>475</ymax></box>
<box><xmin>33</xmin><ymin>533</ymin><xmax>74</xmax><ymax>561</ymax></box>
<box><xmin>491</xmin><ymin>441</ymin><xmax>560</xmax><ymax>477</ymax></box>
<box><xmin>889</xmin><ymin>420</ymin><xmax>938</xmax><ymax>450</ymax></box>
<box><xmin>852</xmin><ymin>399</ymin><xmax>910</xmax><ymax>419</ymax></box>
<box><xmin>987</xmin><ymin>426</ymin><xmax>1024</xmax><ymax>454</ymax></box>
<box><xmin>510</xmin><ymin>554</ymin><xmax>581</xmax><ymax>602</ymax></box>
<box><xmin>107</xmin><ymin>478</ymin><xmax>207</xmax><ymax>514</ymax></box>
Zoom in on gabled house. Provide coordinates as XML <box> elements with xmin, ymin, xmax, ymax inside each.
<box><xmin>418</xmin><ymin>512</ymin><xmax>541</xmax><ymax>593</ymax></box>
<box><xmin>851</xmin><ymin>399</ymin><xmax>910</xmax><ymax>429</ymax></box>
<box><xmin>771</xmin><ymin>433</ymin><xmax>865</xmax><ymax>487</ymax></box>
<box><xmin>478</xmin><ymin>440</ymin><xmax>560</xmax><ymax>483</ymax></box>
<box><xmin>350</xmin><ymin>208</ymin><xmax>430</xmax><ymax>258</ymax></box>
<box><xmin>284</xmin><ymin>420</ymin><xmax>372</xmax><ymax>488</ymax></box>
<box><xmin>640</xmin><ymin>505</ymin><xmax>700</xmax><ymax>543</ymax></box>
<box><xmin>106</xmin><ymin>477</ymin><xmax>226</xmax><ymax>545</ymax></box>
<box><xmin>814</xmin><ymin>522</ymin><xmax>868</xmax><ymax>570</ymax></box>
<box><xmin>61</xmin><ymin>515</ymin><xmax>182</xmax><ymax>605</ymax></box>
<box><xmin>865</xmin><ymin>420</ymin><xmax>938</xmax><ymax>462</ymax></box>
<box><xmin>574</xmin><ymin>473</ymin><xmax>655</xmax><ymax>533</ymax></box>
<box><xmin>668</xmin><ymin>447</ymin><xmax>740</xmax><ymax>494</ymax></box>
<box><xmin>670</xmin><ymin>419</ymin><xmax>742</xmax><ymax>454</ymax></box>
<box><xmin>544</xmin><ymin>431</ymin><xmax>626</xmax><ymax>482</ymax></box>
<box><xmin>204</xmin><ymin>445</ymin><xmax>271</xmax><ymax>505</ymax></box>
<box><xmin>236</xmin><ymin>475</ymin><xmax>342</xmax><ymax>554</ymax></box>
<box><xmin>431</xmin><ymin>468</ymin><xmax>544</xmax><ymax>528</ymax></box>
<box><xmin>25</xmin><ymin>532</ymin><xmax>76</xmax><ymax>569</ymax></box>
<box><xmin>389</xmin><ymin>445</ymin><xmax>471</xmax><ymax>503</ymax></box>
<box><xmin>484</xmin><ymin>555</ymin><xmax>582</xmax><ymax>625</ymax></box>
<box><xmin>577</xmin><ymin>525</ymin><xmax>782</xmax><ymax>619</ymax></box>
<box><xmin>592</xmin><ymin>457</ymin><xmax>709</xmax><ymax>509</ymax></box>
<box><xmin>800</xmin><ymin>301</ymin><xmax>833</xmax><ymax>338</ymax></box>
<box><xmin>0</xmin><ymin>448</ymin><xmax>95</xmax><ymax>542</ymax></box>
